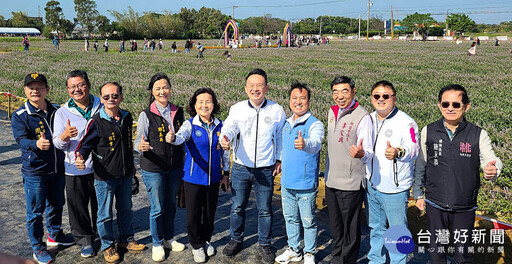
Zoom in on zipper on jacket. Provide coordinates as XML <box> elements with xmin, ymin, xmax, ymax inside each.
<box><xmin>190</xmin><ymin>157</ymin><xmax>195</xmax><ymax>176</ymax></box>
<box><xmin>118</xmin><ymin>116</ymin><xmax>126</xmax><ymax>177</ymax></box>
<box><xmin>370</xmin><ymin>118</ymin><xmax>386</xmax><ymax>183</ymax></box>
<box><xmin>35</xmin><ymin>111</ymin><xmax>58</xmax><ymax>174</ymax></box>
<box><xmin>254</xmin><ymin>109</ymin><xmax>260</xmax><ymax>168</ymax></box>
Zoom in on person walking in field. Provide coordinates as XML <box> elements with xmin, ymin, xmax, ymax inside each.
<box><xmin>168</xmin><ymin>88</ymin><xmax>230</xmax><ymax>263</ymax></box>
<box><xmin>22</xmin><ymin>36</ymin><xmax>30</xmax><ymax>52</ymax></box>
<box><xmin>103</xmin><ymin>39</ymin><xmax>109</xmax><ymax>52</ymax></box>
<box><xmin>275</xmin><ymin>81</ymin><xmax>324</xmax><ymax>264</ymax></box>
<box><xmin>171</xmin><ymin>42</ymin><xmax>177</xmax><ymax>53</ymax></box>
<box><xmin>413</xmin><ymin>84</ymin><xmax>502</xmax><ymax>264</ymax></box>
<box><xmin>468</xmin><ymin>42</ymin><xmax>476</xmax><ymax>56</ymax></box>
<box><xmin>84</xmin><ymin>38</ymin><xmax>89</xmax><ymax>51</ymax></box>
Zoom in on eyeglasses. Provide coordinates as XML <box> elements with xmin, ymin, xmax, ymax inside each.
<box><xmin>441</xmin><ymin>101</ymin><xmax>462</xmax><ymax>109</ymax></box>
<box><xmin>67</xmin><ymin>82</ymin><xmax>88</xmax><ymax>90</ymax></box>
<box><xmin>246</xmin><ymin>84</ymin><xmax>266</xmax><ymax>89</ymax></box>
<box><xmin>102</xmin><ymin>93</ymin><xmax>120</xmax><ymax>100</ymax></box>
<box><xmin>372</xmin><ymin>94</ymin><xmax>395</xmax><ymax>100</ymax></box>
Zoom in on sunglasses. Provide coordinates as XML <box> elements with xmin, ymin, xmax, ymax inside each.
<box><xmin>372</xmin><ymin>94</ymin><xmax>395</xmax><ymax>100</ymax></box>
<box><xmin>441</xmin><ymin>101</ymin><xmax>463</xmax><ymax>109</ymax></box>
<box><xmin>102</xmin><ymin>93</ymin><xmax>120</xmax><ymax>100</ymax></box>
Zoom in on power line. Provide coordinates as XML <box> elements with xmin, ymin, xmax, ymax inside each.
<box><xmin>218</xmin><ymin>0</ymin><xmax>349</xmax><ymax>9</ymax></box>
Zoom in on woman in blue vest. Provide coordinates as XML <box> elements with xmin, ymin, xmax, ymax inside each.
<box><xmin>167</xmin><ymin>88</ymin><xmax>230</xmax><ymax>263</ymax></box>
<box><xmin>134</xmin><ymin>73</ymin><xmax>186</xmax><ymax>261</ymax></box>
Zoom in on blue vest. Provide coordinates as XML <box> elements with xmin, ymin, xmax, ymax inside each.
<box><xmin>281</xmin><ymin>115</ymin><xmax>320</xmax><ymax>190</ymax></box>
<box><xmin>183</xmin><ymin>117</ymin><xmax>223</xmax><ymax>186</ymax></box>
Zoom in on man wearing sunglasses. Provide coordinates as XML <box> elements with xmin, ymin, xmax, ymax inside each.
<box><xmin>366</xmin><ymin>80</ymin><xmax>419</xmax><ymax>264</ymax></box>
<box><xmin>325</xmin><ymin>76</ymin><xmax>373</xmax><ymax>264</ymax></box>
<box><xmin>412</xmin><ymin>84</ymin><xmax>502</xmax><ymax>264</ymax></box>
<box><xmin>75</xmin><ymin>82</ymin><xmax>145</xmax><ymax>263</ymax></box>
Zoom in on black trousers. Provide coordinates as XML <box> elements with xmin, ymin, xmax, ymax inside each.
<box><xmin>65</xmin><ymin>174</ymin><xmax>98</xmax><ymax>247</ymax></box>
<box><xmin>325</xmin><ymin>186</ymin><xmax>363</xmax><ymax>264</ymax></box>
<box><xmin>426</xmin><ymin>202</ymin><xmax>475</xmax><ymax>264</ymax></box>
<box><xmin>184</xmin><ymin>181</ymin><xmax>220</xmax><ymax>249</ymax></box>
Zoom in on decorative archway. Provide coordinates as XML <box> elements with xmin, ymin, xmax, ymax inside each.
<box><xmin>223</xmin><ymin>19</ymin><xmax>239</xmax><ymax>47</ymax></box>
<box><xmin>283</xmin><ymin>23</ymin><xmax>291</xmax><ymax>46</ymax></box>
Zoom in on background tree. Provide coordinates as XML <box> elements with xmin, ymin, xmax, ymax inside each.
<box><xmin>45</xmin><ymin>1</ymin><xmax>64</xmax><ymax>36</ymax></box>
<box><xmin>59</xmin><ymin>18</ymin><xmax>75</xmax><ymax>36</ymax></box>
<box><xmin>402</xmin><ymin>12</ymin><xmax>436</xmax><ymax>35</ymax></box>
<box><xmin>447</xmin><ymin>13</ymin><xmax>476</xmax><ymax>35</ymax></box>
<box><xmin>9</xmin><ymin>11</ymin><xmax>30</xmax><ymax>27</ymax></box>
<box><xmin>109</xmin><ymin>6</ymin><xmax>141</xmax><ymax>39</ymax></box>
<box><xmin>96</xmin><ymin>15</ymin><xmax>110</xmax><ymax>37</ymax></box>
<box><xmin>0</xmin><ymin>15</ymin><xmax>6</xmax><ymax>27</ymax></box>
<box><xmin>74</xmin><ymin>0</ymin><xmax>99</xmax><ymax>36</ymax></box>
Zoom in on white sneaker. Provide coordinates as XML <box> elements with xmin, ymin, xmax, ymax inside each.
<box><xmin>152</xmin><ymin>245</ymin><xmax>165</xmax><ymax>262</ymax></box>
<box><xmin>164</xmin><ymin>239</ymin><xmax>185</xmax><ymax>252</ymax></box>
<box><xmin>205</xmin><ymin>241</ymin><xmax>216</xmax><ymax>257</ymax></box>
<box><xmin>275</xmin><ymin>247</ymin><xmax>302</xmax><ymax>263</ymax></box>
<box><xmin>192</xmin><ymin>247</ymin><xmax>206</xmax><ymax>263</ymax></box>
<box><xmin>304</xmin><ymin>252</ymin><xmax>315</xmax><ymax>264</ymax></box>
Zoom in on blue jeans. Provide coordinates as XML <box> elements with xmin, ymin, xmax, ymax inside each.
<box><xmin>366</xmin><ymin>183</ymin><xmax>409</xmax><ymax>264</ymax></box>
<box><xmin>281</xmin><ymin>188</ymin><xmax>318</xmax><ymax>253</ymax></box>
<box><xmin>230</xmin><ymin>163</ymin><xmax>274</xmax><ymax>246</ymax></box>
<box><xmin>94</xmin><ymin>177</ymin><xmax>134</xmax><ymax>251</ymax></box>
<box><xmin>141</xmin><ymin>169</ymin><xmax>181</xmax><ymax>246</ymax></box>
<box><xmin>185</xmin><ymin>48</ymin><xmax>190</xmax><ymax>54</ymax></box>
<box><xmin>23</xmin><ymin>173</ymin><xmax>65</xmax><ymax>252</ymax></box>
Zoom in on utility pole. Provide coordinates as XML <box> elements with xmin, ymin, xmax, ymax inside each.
<box><xmin>366</xmin><ymin>0</ymin><xmax>371</xmax><ymax>40</ymax></box>
<box><xmin>391</xmin><ymin>5</ymin><xmax>394</xmax><ymax>39</ymax></box>
<box><xmin>319</xmin><ymin>16</ymin><xmax>323</xmax><ymax>36</ymax></box>
<box><xmin>232</xmin><ymin>6</ymin><xmax>239</xmax><ymax>20</ymax></box>
<box><xmin>358</xmin><ymin>14</ymin><xmax>361</xmax><ymax>40</ymax></box>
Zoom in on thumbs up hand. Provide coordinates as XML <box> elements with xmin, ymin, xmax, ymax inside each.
<box><xmin>385</xmin><ymin>141</ymin><xmax>398</xmax><ymax>160</ymax></box>
<box><xmin>37</xmin><ymin>132</ymin><xmax>51</xmax><ymax>150</ymax></box>
<box><xmin>221</xmin><ymin>134</ymin><xmax>230</xmax><ymax>150</ymax></box>
<box><xmin>138</xmin><ymin>135</ymin><xmax>152</xmax><ymax>152</ymax></box>
<box><xmin>349</xmin><ymin>138</ymin><xmax>365</xmax><ymax>158</ymax></box>
<box><xmin>484</xmin><ymin>160</ymin><xmax>498</xmax><ymax>179</ymax></box>
<box><xmin>294</xmin><ymin>130</ymin><xmax>305</xmax><ymax>150</ymax></box>
<box><xmin>61</xmin><ymin>119</ymin><xmax>78</xmax><ymax>142</ymax></box>
<box><xmin>75</xmin><ymin>152</ymin><xmax>86</xmax><ymax>170</ymax></box>
<box><xmin>165</xmin><ymin>125</ymin><xmax>175</xmax><ymax>143</ymax></box>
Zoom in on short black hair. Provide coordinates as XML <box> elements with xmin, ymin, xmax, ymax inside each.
<box><xmin>187</xmin><ymin>88</ymin><xmax>220</xmax><ymax>118</ymax></box>
<box><xmin>371</xmin><ymin>80</ymin><xmax>396</xmax><ymax>94</ymax></box>
<box><xmin>147</xmin><ymin>73</ymin><xmax>171</xmax><ymax>106</ymax></box>
<box><xmin>288</xmin><ymin>80</ymin><xmax>311</xmax><ymax>100</ymax></box>
<box><xmin>100</xmin><ymin>82</ymin><xmax>123</xmax><ymax>95</ymax></box>
<box><xmin>438</xmin><ymin>84</ymin><xmax>470</xmax><ymax>105</ymax></box>
<box><xmin>246</xmin><ymin>68</ymin><xmax>268</xmax><ymax>85</ymax></box>
<box><xmin>66</xmin><ymin>70</ymin><xmax>90</xmax><ymax>87</ymax></box>
<box><xmin>331</xmin><ymin>76</ymin><xmax>355</xmax><ymax>90</ymax></box>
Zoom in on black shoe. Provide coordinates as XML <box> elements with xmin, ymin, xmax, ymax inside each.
<box><xmin>259</xmin><ymin>245</ymin><xmax>275</xmax><ymax>264</ymax></box>
<box><xmin>222</xmin><ymin>240</ymin><xmax>242</xmax><ymax>257</ymax></box>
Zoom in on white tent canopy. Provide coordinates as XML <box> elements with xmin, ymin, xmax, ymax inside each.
<box><xmin>0</xmin><ymin>27</ymin><xmax>41</xmax><ymax>35</ymax></box>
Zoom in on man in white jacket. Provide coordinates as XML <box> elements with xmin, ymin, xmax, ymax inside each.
<box><xmin>366</xmin><ymin>80</ymin><xmax>419</xmax><ymax>264</ymax></box>
<box><xmin>53</xmin><ymin>70</ymin><xmax>102</xmax><ymax>258</ymax></box>
<box><xmin>220</xmin><ymin>68</ymin><xmax>286</xmax><ymax>263</ymax></box>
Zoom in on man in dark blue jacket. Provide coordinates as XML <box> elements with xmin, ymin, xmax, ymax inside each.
<box><xmin>11</xmin><ymin>73</ymin><xmax>74</xmax><ymax>264</ymax></box>
<box><xmin>75</xmin><ymin>82</ymin><xmax>145</xmax><ymax>263</ymax></box>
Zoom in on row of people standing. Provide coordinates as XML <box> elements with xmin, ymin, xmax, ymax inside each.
<box><xmin>12</xmin><ymin>68</ymin><xmax>503</xmax><ymax>264</ymax></box>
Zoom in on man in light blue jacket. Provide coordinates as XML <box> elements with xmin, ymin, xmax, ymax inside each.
<box><xmin>275</xmin><ymin>81</ymin><xmax>324</xmax><ymax>264</ymax></box>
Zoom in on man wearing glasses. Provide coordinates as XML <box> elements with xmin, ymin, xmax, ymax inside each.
<box><xmin>53</xmin><ymin>70</ymin><xmax>102</xmax><ymax>258</ymax></box>
<box><xmin>366</xmin><ymin>80</ymin><xmax>419</xmax><ymax>264</ymax></box>
<box><xmin>220</xmin><ymin>68</ymin><xmax>286</xmax><ymax>263</ymax></box>
<box><xmin>412</xmin><ymin>84</ymin><xmax>502</xmax><ymax>264</ymax></box>
<box><xmin>324</xmin><ymin>76</ymin><xmax>373</xmax><ymax>264</ymax></box>
<box><xmin>76</xmin><ymin>82</ymin><xmax>145</xmax><ymax>263</ymax></box>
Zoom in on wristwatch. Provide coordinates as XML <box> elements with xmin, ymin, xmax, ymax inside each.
<box><xmin>397</xmin><ymin>147</ymin><xmax>405</xmax><ymax>159</ymax></box>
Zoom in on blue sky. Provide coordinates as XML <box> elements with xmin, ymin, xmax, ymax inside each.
<box><xmin>1</xmin><ymin>0</ymin><xmax>511</xmax><ymax>24</ymax></box>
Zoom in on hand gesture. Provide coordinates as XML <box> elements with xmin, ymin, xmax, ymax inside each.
<box><xmin>76</xmin><ymin>152</ymin><xmax>86</xmax><ymax>170</ymax></box>
<box><xmin>385</xmin><ymin>141</ymin><xmax>398</xmax><ymax>160</ymax></box>
<box><xmin>138</xmin><ymin>135</ymin><xmax>152</xmax><ymax>152</ymax></box>
<box><xmin>36</xmin><ymin>132</ymin><xmax>50</xmax><ymax>150</ymax></box>
<box><xmin>165</xmin><ymin>125</ymin><xmax>175</xmax><ymax>143</ymax></box>
<box><xmin>483</xmin><ymin>160</ymin><xmax>498</xmax><ymax>179</ymax></box>
<box><xmin>272</xmin><ymin>161</ymin><xmax>282</xmax><ymax>177</ymax></box>
<box><xmin>220</xmin><ymin>176</ymin><xmax>230</xmax><ymax>192</ymax></box>
<box><xmin>61</xmin><ymin>119</ymin><xmax>78</xmax><ymax>142</ymax></box>
<box><xmin>349</xmin><ymin>138</ymin><xmax>365</xmax><ymax>159</ymax></box>
<box><xmin>294</xmin><ymin>130</ymin><xmax>305</xmax><ymax>150</ymax></box>
<box><xmin>415</xmin><ymin>198</ymin><xmax>425</xmax><ymax>211</ymax></box>
<box><xmin>221</xmin><ymin>135</ymin><xmax>230</xmax><ymax>150</ymax></box>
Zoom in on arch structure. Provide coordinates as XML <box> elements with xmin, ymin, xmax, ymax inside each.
<box><xmin>224</xmin><ymin>19</ymin><xmax>239</xmax><ymax>47</ymax></box>
<box><xmin>283</xmin><ymin>23</ymin><xmax>291</xmax><ymax>46</ymax></box>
